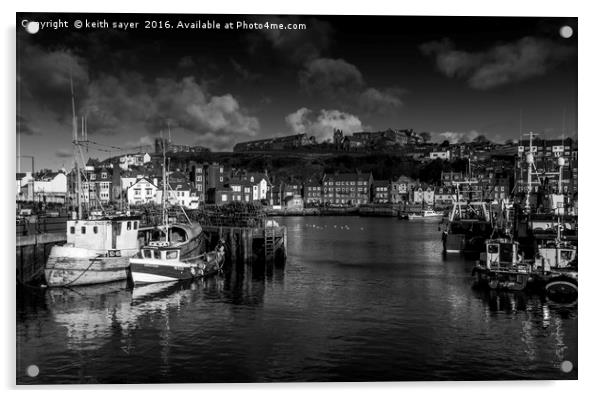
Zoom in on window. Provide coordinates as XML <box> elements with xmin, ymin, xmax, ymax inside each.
<box><xmin>81</xmin><ymin>226</ymin><xmax>86</xmax><ymax>234</ymax></box>
<box><xmin>143</xmin><ymin>249</ymin><xmax>152</xmax><ymax>259</ymax></box>
<box><xmin>133</xmin><ymin>221</ymin><xmax>138</xmax><ymax>229</ymax></box>
<box><xmin>93</xmin><ymin>226</ymin><xmax>98</xmax><ymax>234</ymax></box>
<box><xmin>127</xmin><ymin>221</ymin><xmax>131</xmax><ymax>230</ymax></box>
<box><xmin>101</xmin><ymin>172</ymin><xmax>107</xmax><ymax>179</ymax></box>
<box><xmin>70</xmin><ymin>226</ymin><xmax>75</xmax><ymax>234</ymax></box>
<box><xmin>153</xmin><ymin>250</ymin><xmax>161</xmax><ymax>259</ymax></box>
<box><xmin>219</xmin><ymin>176</ymin><xmax>223</xmax><ymax>182</ymax></box>
<box><xmin>166</xmin><ymin>251</ymin><xmax>179</xmax><ymax>260</ymax></box>
<box><xmin>221</xmin><ymin>194</ymin><xmax>228</xmax><ymax>202</ymax></box>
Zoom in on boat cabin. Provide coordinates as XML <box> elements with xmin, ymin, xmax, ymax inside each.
<box><xmin>140</xmin><ymin>241</ymin><xmax>181</xmax><ymax>262</ymax></box>
<box><xmin>537</xmin><ymin>241</ymin><xmax>577</xmax><ymax>271</ymax></box>
<box><xmin>483</xmin><ymin>239</ymin><xmax>527</xmax><ymax>272</ymax></box>
<box><xmin>66</xmin><ymin>216</ymin><xmax>140</xmax><ymax>257</ymax></box>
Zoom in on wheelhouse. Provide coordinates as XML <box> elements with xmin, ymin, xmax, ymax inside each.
<box><xmin>141</xmin><ymin>242</ymin><xmax>182</xmax><ymax>262</ymax></box>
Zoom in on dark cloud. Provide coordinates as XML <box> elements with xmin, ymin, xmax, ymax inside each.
<box><xmin>299</xmin><ymin>58</ymin><xmax>364</xmax><ymax>99</ymax></box>
<box><xmin>250</xmin><ymin>16</ymin><xmax>333</xmax><ymax>65</ymax></box>
<box><xmin>358</xmin><ymin>87</ymin><xmax>405</xmax><ymax>114</ymax></box>
<box><xmin>230</xmin><ymin>58</ymin><xmax>261</xmax><ymax>82</ymax></box>
<box><xmin>178</xmin><ymin>56</ymin><xmax>196</xmax><ymax>69</ymax></box>
<box><xmin>82</xmin><ymin>74</ymin><xmax>260</xmax><ymax>138</ymax></box>
<box><xmin>18</xmin><ymin>43</ymin><xmax>89</xmax><ymax>117</ymax></box>
<box><xmin>19</xmin><ymin>41</ymin><xmax>260</xmax><ymax>145</ymax></box>
<box><xmin>420</xmin><ymin>36</ymin><xmax>576</xmax><ymax>89</ymax></box>
<box><xmin>299</xmin><ymin>58</ymin><xmax>404</xmax><ymax>113</ymax></box>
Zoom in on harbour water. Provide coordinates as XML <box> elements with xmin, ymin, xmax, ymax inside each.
<box><xmin>16</xmin><ymin>216</ymin><xmax>577</xmax><ymax>383</ymax></box>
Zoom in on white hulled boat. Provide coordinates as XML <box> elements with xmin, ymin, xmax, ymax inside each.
<box><xmin>44</xmin><ymin>78</ymin><xmax>142</xmax><ymax>287</ymax></box>
<box><xmin>407</xmin><ymin>209</ymin><xmax>445</xmax><ymax>220</ymax></box>
<box><xmin>129</xmin><ymin>136</ymin><xmax>225</xmax><ymax>285</ymax></box>
<box><xmin>45</xmin><ymin>213</ymin><xmax>141</xmax><ymax>287</ymax></box>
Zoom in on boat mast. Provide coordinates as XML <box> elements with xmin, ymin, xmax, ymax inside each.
<box><xmin>70</xmin><ymin>75</ymin><xmax>82</xmax><ymax>220</ymax></box>
<box><xmin>161</xmin><ymin>131</ymin><xmax>168</xmax><ymax>242</ymax></box>
<box><xmin>524</xmin><ymin>131</ymin><xmax>536</xmax><ymax>213</ymax></box>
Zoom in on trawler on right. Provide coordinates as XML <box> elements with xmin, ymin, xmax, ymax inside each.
<box><xmin>467</xmin><ymin>132</ymin><xmax>577</xmax><ymax>303</ymax></box>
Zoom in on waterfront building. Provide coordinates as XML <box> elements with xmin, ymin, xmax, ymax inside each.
<box><xmin>391</xmin><ymin>176</ymin><xmax>418</xmax><ymax>203</ymax></box>
<box><xmin>322</xmin><ymin>172</ymin><xmax>373</xmax><ymax>206</ymax></box>
<box><xmin>441</xmin><ymin>171</ymin><xmax>465</xmax><ymax>187</ymax></box>
<box><xmin>372</xmin><ymin>180</ymin><xmax>392</xmax><ymax>203</ymax></box>
<box><xmin>303</xmin><ymin>178</ymin><xmax>323</xmax><ymax>205</ymax></box>
<box><xmin>284</xmin><ymin>194</ymin><xmax>304</xmax><ymax>210</ymax></box>
<box><xmin>434</xmin><ymin>186</ymin><xmax>457</xmax><ymax>205</ymax></box>
<box><xmin>412</xmin><ymin>184</ymin><xmax>435</xmax><ymax>206</ymax></box>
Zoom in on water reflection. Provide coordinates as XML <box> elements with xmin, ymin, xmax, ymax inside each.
<box><xmin>17</xmin><ymin>217</ymin><xmax>577</xmax><ymax>383</ymax></box>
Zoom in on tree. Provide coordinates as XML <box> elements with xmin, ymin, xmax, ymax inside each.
<box><xmin>419</xmin><ymin>132</ymin><xmax>432</xmax><ymax>143</ymax></box>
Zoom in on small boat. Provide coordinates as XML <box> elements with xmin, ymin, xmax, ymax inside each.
<box><xmin>472</xmin><ymin>238</ymin><xmax>532</xmax><ymax>291</ymax></box>
<box><xmin>407</xmin><ymin>210</ymin><xmax>445</xmax><ymax>220</ymax></box>
<box><xmin>45</xmin><ymin>212</ymin><xmax>141</xmax><ymax>287</ymax></box>
<box><xmin>532</xmin><ymin>239</ymin><xmax>577</xmax><ymax>303</ymax></box>
<box><xmin>129</xmin><ymin>237</ymin><xmax>225</xmax><ymax>284</ymax></box>
<box><xmin>129</xmin><ymin>143</ymin><xmax>225</xmax><ymax>285</ymax></box>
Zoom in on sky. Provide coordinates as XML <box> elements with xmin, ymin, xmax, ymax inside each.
<box><xmin>16</xmin><ymin>13</ymin><xmax>578</xmax><ymax>170</ymax></box>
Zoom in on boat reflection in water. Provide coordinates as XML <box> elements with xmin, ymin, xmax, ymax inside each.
<box><xmin>472</xmin><ymin>288</ymin><xmax>577</xmax><ymax>375</ymax></box>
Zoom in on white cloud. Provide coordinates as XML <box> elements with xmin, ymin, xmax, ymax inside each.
<box><xmin>285</xmin><ymin>108</ymin><xmax>363</xmax><ymax>142</ymax></box>
<box><xmin>437</xmin><ymin>130</ymin><xmax>481</xmax><ymax>144</ymax></box>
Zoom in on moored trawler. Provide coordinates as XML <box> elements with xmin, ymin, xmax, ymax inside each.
<box><xmin>442</xmin><ymin>201</ymin><xmax>493</xmax><ymax>254</ymax></box>
<box><xmin>472</xmin><ymin>238</ymin><xmax>532</xmax><ymax>291</ymax></box>
<box><xmin>45</xmin><ymin>213</ymin><xmax>141</xmax><ymax>287</ymax></box>
<box><xmin>129</xmin><ymin>224</ymin><xmax>225</xmax><ymax>284</ymax></box>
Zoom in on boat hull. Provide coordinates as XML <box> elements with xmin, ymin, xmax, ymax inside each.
<box><xmin>130</xmin><ymin>262</ymin><xmax>197</xmax><ymax>284</ymax></box>
<box><xmin>130</xmin><ymin>252</ymin><xmax>224</xmax><ymax>285</ymax></box>
<box><xmin>545</xmin><ymin>279</ymin><xmax>578</xmax><ymax>303</ymax></box>
<box><xmin>472</xmin><ymin>266</ymin><xmax>530</xmax><ymax>291</ymax></box>
<box><xmin>45</xmin><ymin>246</ymin><xmax>129</xmax><ymax>287</ymax></box>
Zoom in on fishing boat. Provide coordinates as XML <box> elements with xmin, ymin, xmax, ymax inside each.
<box><xmin>129</xmin><ymin>238</ymin><xmax>225</xmax><ymax>284</ymax></box>
<box><xmin>472</xmin><ymin>238</ymin><xmax>532</xmax><ymax>291</ymax></box>
<box><xmin>407</xmin><ymin>209</ymin><xmax>445</xmax><ymax>220</ymax></box>
<box><xmin>129</xmin><ymin>140</ymin><xmax>225</xmax><ymax>285</ymax></box>
<box><xmin>44</xmin><ymin>78</ymin><xmax>142</xmax><ymax>287</ymax></box>
<box><xmin>442</xmin><ymin>200</ymin><xmax>493</xmax><ymax>254</ymax></box>
<box><xmin>531</xmin><ymin>225</ymin><xmax>578</xmax><ymax>302</ymax></box>
<box><xmin>45</xmin><ymin>212</ymin><xmax>141</xmax><ymax>287</ymax></box>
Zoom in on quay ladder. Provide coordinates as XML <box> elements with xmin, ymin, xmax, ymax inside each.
<box><xmin>264</xmin><ymin>227</ymin><xmax>276</xmax><ymax>263</ymax></box>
